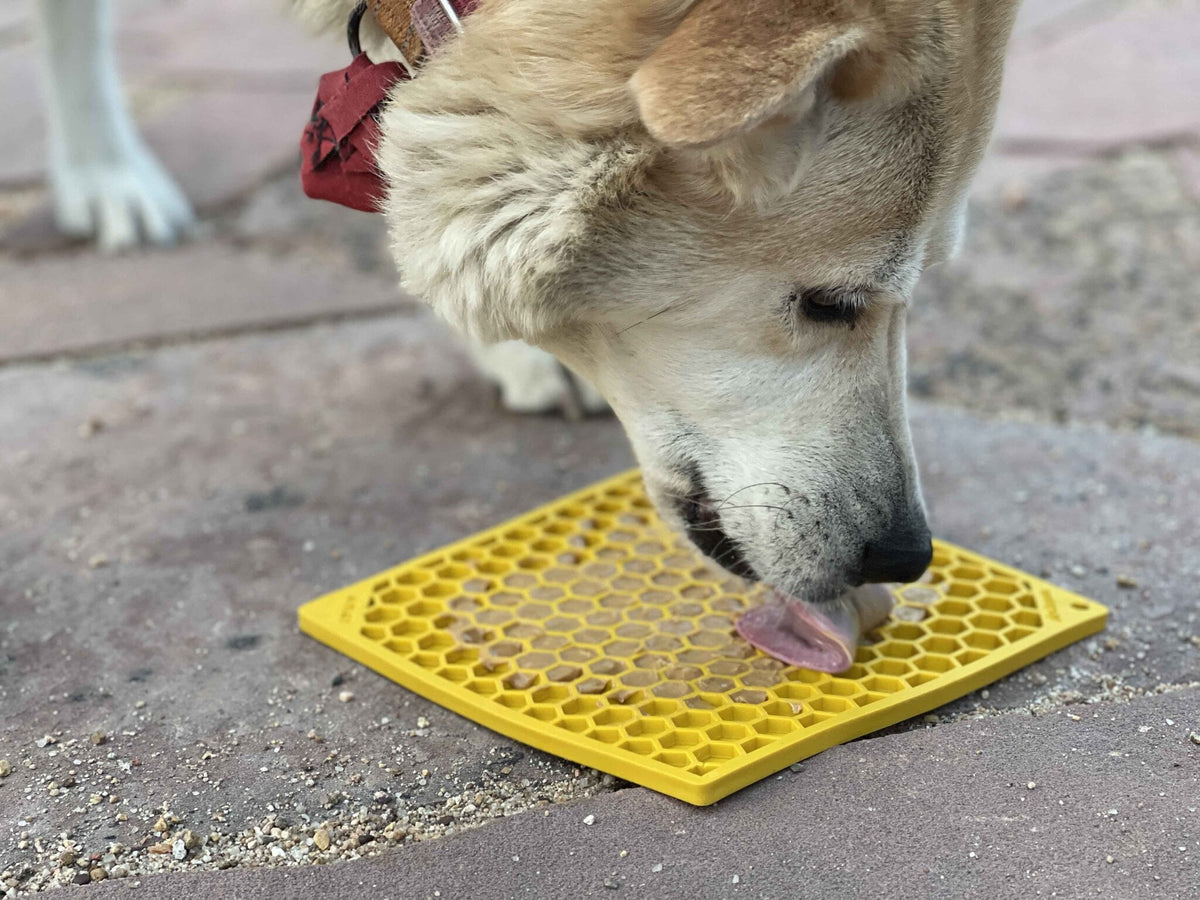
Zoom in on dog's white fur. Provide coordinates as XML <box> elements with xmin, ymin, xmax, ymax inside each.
<box><xmin>34</xmin><ymin>0</ymin><xmax>194</xmax><ymax>251</ymax></box>
<box><xmin>294</xmin><ymin>0</ymin><xmax>1021</xmax><ymax>601</ymax></box>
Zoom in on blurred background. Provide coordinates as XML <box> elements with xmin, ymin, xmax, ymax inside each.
<box><xmin>0</xmin><ymin>0</ymin><xmax>1198</xmax><ymax>891</ymax></box>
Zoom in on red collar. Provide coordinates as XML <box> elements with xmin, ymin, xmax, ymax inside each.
<box><xmin>300</xmin><ymin>1</ymin><xmax>478</xmax><ymax>213</ymax></box>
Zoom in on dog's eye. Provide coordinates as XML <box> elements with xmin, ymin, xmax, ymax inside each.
<box><xmin>789</xmin><ymin>287</ymin><xmax>864</xmax><ymax>328</ymax></box>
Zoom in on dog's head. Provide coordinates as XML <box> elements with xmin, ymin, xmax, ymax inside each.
<box><xmin>376</xmin><ymin>0</ymin><xmax>1019</xmax><ymax>603</ymax></box>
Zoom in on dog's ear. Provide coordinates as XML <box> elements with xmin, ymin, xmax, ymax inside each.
<box><xmin>631</xmin><ymin>0</ymin><xmax>881</xmax><ymax>149</ymax></box>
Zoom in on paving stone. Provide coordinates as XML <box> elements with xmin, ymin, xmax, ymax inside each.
<box><xmin>85</xmin><ymin>687</ymin><xmax>1200</xmax><ymax>900</ymax></box>
<box><xmin>0</xmin><ymin>243</ymin><xmax>408</xmax><ymax>362</ymax></box>
<box><xmin>996</xmin><ymin>4</ymin><xmax>1200</xmax><ymax>151</ymax></box>
<box><xmin>0</xmin><ymin>315</ymin><xmax>1196</xmax><ymax>887</ymax></box>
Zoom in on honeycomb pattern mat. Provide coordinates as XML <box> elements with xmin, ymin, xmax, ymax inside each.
<box><xmin>299</xmin><ymin>470</ymin><xmax>1108</xmax><ymax>805</ymax></box>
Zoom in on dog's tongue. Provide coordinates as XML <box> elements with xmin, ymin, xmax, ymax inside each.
<box><xmin>736</xmin><ymin>585</ymin><xmax>895</xmax><ymax>674</ymax></box>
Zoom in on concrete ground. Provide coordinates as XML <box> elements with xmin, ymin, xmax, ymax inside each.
<box><xmin>1</xmin><ymin>0</ymin><xmax>1198</xmax><ymax>897</ymax></box>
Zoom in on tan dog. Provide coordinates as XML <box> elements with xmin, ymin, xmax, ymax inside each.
<box><xmin>295</xmin><ymin>0</ymin><xmax>1020</xmax><ymax>605</ymax></box>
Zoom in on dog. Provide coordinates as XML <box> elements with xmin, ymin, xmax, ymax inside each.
<box><xmin>298</xmin><ymin>0</ymin><xmax>1021</xmax><ymax>606</ymax></box>
<box><xmin>34</xmin><ymin>0</ymin><xmax>194</xmax><ymax>251</ymax></box>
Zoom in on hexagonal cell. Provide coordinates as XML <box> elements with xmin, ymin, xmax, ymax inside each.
<box><xmin>420</xmin><ymin>582</ymin><xmax>458</xmax><ymax>599</ymax></box>
<box><xmin>437</xmin><ymin>665</ymin><xmax>471</xmax><ymax>683</ymax></box>
<box><xmin>926</xmin><ymin>617</ymin><xmax>967</xmax><ymax>635</ymax></box>
<box><xmin>574</xmin><ymin>628</ymin><xmax>610</xmax><ymax>645</ymax></box>
<box><xmin>475</xmin><ymin>659</ymin><xmax>510</xmax><ymax>676</ymax></box>
<box><xmin>809</xmin><ymin>696</ymin><xmax>854</xmax><ymax>713</ymax></box>
<box><xmin>417</xmin><ymin>633</ymin><xmax>454</xmax><ymax>651</ymax></box>
<box><xmin>589</xmin><ymin>658</ymin><xmax>625</xmax><ymax>676</ymax></box>
<box><xmin>697</xmin><ymin>676</ymin><xmax>735</xmax><ymax>693</ymax></box>
<box><xmin>967</xmin><ymin>612</ymin><xmax>1007</xmax><ymax>632</ymax></box>
<box><xmin>503</xmin><ymin>623</ymin><xmax>544</xmax><ymax>641</ymax></box>
<box><xmin>490</xmin><ymin>591</ymin><xmax>524</xmax><ymax>607</ymax></box>
<box><xmin>619</xmin><ymin>739</ymin><xmax>657</xmax><ymax>755</ymax></box>
<box><xmin>653</xmin><ymin>681</ymin><xmax>692</xmax><ymax>699</ymax></box>
<box><xmin>411</xmin><ymin>652</ymin><xmax>443</xmax><ymax>669</ymax></box>
<box><xmin>615</xmin><ymin>623</ymin><xmax>652</xmax><ymax>640</ymax></box>
<box><xmin>633</xmin><ymin>653</ymin><xmax>671</xmax><ymax>670</ymax></box>
<box><xmin>511</xmin><ymin>652</ymin><xmax>555</xmax><ymax>674</ymax></box>
<box><xmin>887</xmin><ymin>622</ymin><xmax>926</xmax><ymax>641</ymax></box>
<box><xmin>395</xmin><ymin>570</ymin><xmax>433</xmax><ymax>586</ymax></box>
<box><xmin>892</xmin><ymin>606</ymin><xmax>928</xmax><ymax>624</ymax></box>
<box><xmin>524</xmin><ymin>705</ymin><xmax>558</xmax><ymax>722</ymax></box>
<box><xmin>709</xmin><ymin>660</ymin><xmax>751</xmax><ymax>677</ymax></box>
<box><xmin>364</xmin><ymin>606</ymin><xmax>403</xmax><ymax>624</ymax></box>
<box><xmin>361</xmin><ymin>625</ymin><xmax>386</xmax><ymax>641</ymax></box>
<box><xmin>717</xmin><ymin>704</ymin><xmax>764</xmax><ymax>723</ymax></box>
<box><xmin>624</xmin><ymin>717</ymin><xmax>668</xmax><ymax>738</ymax></box>
<box><xmin>557</xmin><ymin>716</ymin><xmax>590</xmax><ymax>733</ymax></box>
<box><xmin>609</xmin><ymin>688</ymin><xmax>644</xmax><ymax>705</ymax></box>
<box><xmin>575</xmin><ymin>580</ymin><xmax>607</xmax><ymax>597</ymax></box>
<box><xmin>758</xmin><ymin>712</ymin><xmax>804</xmax><ymax>734</ymax></box>
<box><xmin>912</xmin><ymin>654</ymin><xmax>955</xmax><ymax>674</ymax></box>
<box><xmin>585</xmin><ymin>610</ymin><xmax>622</xmax><ymax>628</ymax></box>
<box><xmin>675</xmin><ymin>649</ymin><xmax>719</xmax><ymax>666</ymax></box>
<box><xmin>774</xmin><ymin>682</ymin><xmax>817</xmax><ymax>701</ymax></box>
<box><xmin>900</xmin><ymin>586</ymin><xmax>942</xmax><ymax>606</ymax></box>
<box><xmin>444</xmin><ymin>647</ymin><xmax>481</xmax><ymax>665</ymax></box>
<box><xmin>870</xmin><ymin>658</ymin><xmax>913</xmax><ymax>677</ymax></box>
<box><xmin>905</xmin><ymin>672</ymin><xmax>939</xmax><ymax>687</ymax></box>
<box><xmin>730</xmin><ymin>689</ymin><xmax>769</xmax><ymax>705</ymax></box>
<box><xmin>493</xmin><ymin>691</ymin><xmax>529</xmax><ymax>709</ymax></box>
<box><xmin>982</xmin><ymin>578</ymin><xmax>1019</xmax><ymax>595</ymax></box>
<box><xmin>654</xmin><ymin>750</ymin><xmax>693</xmax><ymax>769</ymax></box>
<box><xmin>1011</xmin><ymin>610</ymin><xmax>1042</xmax><ymax>628</ymax></box>
<box><xmin>763</xmin><ymin>699</ymin><xmax>806</xmax><ymax>718</ymax></box>
<box><xmin>689</xmin><ymin>630</ymin><xmax>735</xmax><ymax>649</ymax></box>
<box><xmin>692</xmin><ymin>742</ymin><xmax>742</xmax><ymax>763</ymax></box>
<box><xmin>547</xmin><ymin>665</ymin><xmax>584</xmax><ymax>683</ymax></box>
<box><xmin>706</xmin><ymin>722</ymin><xmax>753</xmax><ymax>742</ymax></box>
<box><xmin>875</xmin><ymin>641</ymin><xmax>918</xmax><ymax>659</ymax></box>
<box><xmin>963</xmin><ymin>632</ymin><xmax>1003</xmax><ymax>651</ymax></box>
<box><xmin>658</xmin><ymin>731</ymin><xmax>702</xmax><ymax>749</ymax></box>
<box><xmin>920</xmin><ymin>635</ymin><xmax>962</xmax><ymax>655</ymax></box>
<box><xmin>742</xmin><ymin>669</ymin><xmax>787</xmax><ymax>689</ymax></box>
<box><xmin>670</xmin><ymin>601</ymin><xmax>706</xmax><ymax>618</ymax></box>
<box><xmin>861</xmin><ymin>674</ymin><xmax>905</xmax><ymax>693</ymax></box>
<box><xmin>955</xmin><ymin>649</ymin><xmax>988</xmax><ymax>665</ymax></box>
<box><xmin>542</xmin><ymin>616</ymin><xmax>580</xmax><ymax>634</ymax></box>
<box><xmin>950</xmin><ymin>565</ymin><xmax>985</xmax><ymax>582</ymax></box>
<box><xmin>405</xmin><ymin>600</ymin><xmax>443</xmax><ymax>618</ymax></box>
<box><xmin>978</xmin><ymin>596</ymin><xmax>1014</xmax><ymax>613</ymax></box>
<box><xmin>670</xmin><ymin>709</ymin><xmax>717</xmax><ymax>729</ymax></box>
<box><xmin>384</xmin><ymin>638</ymin><xmax>414</xmax><ymax>655</ymax></box>
<box><xmin>824</xmin><ymin>679</ymin><xmax>865</xmax><ymax>698</ymax></box>
<box><xmin>627</xmin><ymin>607</ymin><xmax>665</xmax><ymax>623</ymax></box>
<box><xmin>561</xmin><ymin>696</ymin><xmax>605</xmax><ymax>717</ymax></box>
<box><xmin>623</xmin><ymin>671</ymin><xmax>660</xmax><ymax>688</ymax></box>
<box><xmin>1003</xmin><ymin>625</ymin><xmax>1036</xmax><ymax>643</ymax></box>
<box><xmin>575</xmin><ymin>677</ymin><xmax>609</xmax><ymax>695</ymax></box>
<box><xmin>935</xmin><ymin>598</ymin><xmax>972</xmax><ymax>617</ymax></box>
<box><xmin>663</xmin><ymin>664</ymin><xmax>703</xmax><ymax>681</ymax></box>
<box><xmin>945</xmin><ymin>583</ymin><xmax>982</xmax><ymax>599</ymax></box>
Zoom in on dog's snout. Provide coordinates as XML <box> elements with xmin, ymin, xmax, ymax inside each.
<box><xmin>859</xmin><ymin>519</ymin><xmax>933</xmax><ymax>585</ymax></box>
<box><xmin>677</xmin><ymin>490</ymin><xmax>760</xmax><ymax>582</ymax></box>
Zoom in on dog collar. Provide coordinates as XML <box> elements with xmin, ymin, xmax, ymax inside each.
<box><xmin>300</xmin><ymin>0</ymin><xmax>478</xmax><ymax>213</ymax></box>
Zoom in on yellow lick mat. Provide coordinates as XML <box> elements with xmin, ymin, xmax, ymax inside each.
<box><xmin>299</xmin><ymin>470</ymin><xmax>1107</xmax><ymax>805</ymax></box>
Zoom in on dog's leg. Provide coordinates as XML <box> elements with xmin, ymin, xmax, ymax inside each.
<box><xmin>467</xmin><ymin>341</ymin><xmax>609</xmax><ymax>419</ymax></box>
<box><xmin>34</xmin><ymin>0</ymin><xmax>195</xmax><ymax>251</ymax></box>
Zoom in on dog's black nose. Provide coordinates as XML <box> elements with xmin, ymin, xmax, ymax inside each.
<box><xmin>860</xmin><ymin>523</ymin><xmax>933</xmax><ymax>584</ymax></box>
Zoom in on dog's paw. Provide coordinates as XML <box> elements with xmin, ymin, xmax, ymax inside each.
<box><xmin>50</xmin><ymin>147</ymin><xmax>195</xmax><ymax>252</ymax></box>
<box><xmin>468</xmin><ymin>341</ymin><xmax>610</xmax><ymax>419</ymax></box>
